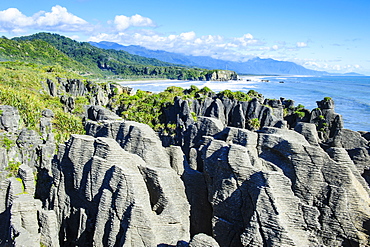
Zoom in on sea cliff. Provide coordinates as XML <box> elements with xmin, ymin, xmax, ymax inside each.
<box><xmin>0</xmin><ymin>78</ymin><xmax>370</xmax><ymax>246</ymax></box>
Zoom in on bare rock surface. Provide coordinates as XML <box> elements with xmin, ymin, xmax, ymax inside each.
<box><xmin>50</xmin><ymin>133</ymin><xmax>190</xmax><ymax>246</ymax></box>
<box><xmin>85</xmin><ymin>120</ymin><xmax>171</xmax><ymax>168</ymax></box>
<box><xmin>86</xmin><ymin>105</ymin><xmax>122</xmax><ymax>121</ymax></box>
<box><xmin>189</xmin><ymin>233</ymin><xmax>220</xmax><ymax>247</ymax></box>
<box><xmin>181</xmin><ymin>122</ymin><xmax>370</xmax><ymax>246</ymax></box>
<box><xmin>0</xmin><ymin>105</ymin><xmax>20</xmax><ymax>132</ymax></box>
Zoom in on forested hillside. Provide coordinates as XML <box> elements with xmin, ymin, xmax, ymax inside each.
<box><xmin>7</xmin><ymin>33</ymin><xmax>236</xmax><ymax>80</ymax></box>
<box><xmin>0</xmin><ymin>37</ymin><xmax>88</xmax><ymax>73</ymax></box>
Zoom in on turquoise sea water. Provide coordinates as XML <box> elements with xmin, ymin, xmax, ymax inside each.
<box><xmin>120</xmin><ymin>76</ymin><xmax>370</xmax><ymax>132</ymax></box>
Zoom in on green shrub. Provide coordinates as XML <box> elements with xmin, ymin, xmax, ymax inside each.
<box><xmin>164</xmin><ymin>86</ymin><xmax>183</xmax><ymax>94</ymax></box>
<box><xmin>283</xmin><ymin>108</ymin><xmax>289</xmax><ymax>117</ymax></box>
<box><xmin>217</xmin><ymin>89</ymin><xmax>258</xmax><ymax>101</ymax></box>
<box><xmin>248</xmin><ymin>118</ymin><xmax>260</xmax><ymax>129</ymax></box>
<box><xmin>0</xmin><ymin>135</ymin><xmax>14</xmax><ymax>151</ymax></box>
<box><xmin>191</xmin><ymin>112</ymin><xmax>198</xmax><ymax>122</ymax></box>
<box><xmin>118</xmin><ymin>86</ymin><xmax>187</xmax><ymax>130</ymax></box>
<box><xmin>247</xmin><ymin>90</ymin><xmax>262</xmax><ymax>99</ymax></box>
<box><xmin>297</xmin><ymin>104</ymin><xmax>305</xmax><ymax>109</ymax></box>
<box><xmin>199</xmin><ymin>86</ymin><xmax>213</xmax><ymax>94</ymax></box>
<box><xmin>73</xmin><ymin>96</ymin><xmax>89</xmax><ymax>114</ymax></box>
<box><xmin>6</xmin><ymin>160</ymin><xmax>22</xmax><ymax>177</ymax></box>
<box><xmin>294</xmin><ymin>110</ymin><xmax>306</xmax><ymax>118</ymax></box>
<box><xmin>53</xmin><ymin>109</ymin><xmax>85</xmax><ymax>144</ymax></box>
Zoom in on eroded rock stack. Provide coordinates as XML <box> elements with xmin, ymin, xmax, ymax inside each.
<box><xmin>49</xmin><ymin>134</ymin><xmax>189</xmax><ymax>246</ymax></box>
<box><xmin>188</xmin><ymin>126</ymin><xmax>370</xmax><ymax>246</ymax></box>
<box><xmin>205</xmin><ymin>70</ymin><xmax>238</xmax><ymax>81</ymax></box>
<box><xmin>0</xmin><ymin>106</ymin><xmax>57</xmax><ymax>247</ymax></box>
<box><xmin>0</xmin><ymin>90</ymin><xmax>369</xmax><ymax>246</ymax></box>
<box><xmin>44</xmin><ymin>78</ymin><xmax>128</xmax><ymax>113</ymax></box>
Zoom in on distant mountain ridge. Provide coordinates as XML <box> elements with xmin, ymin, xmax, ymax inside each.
<box><xmin>90</xmin><ymin>41</ymin><xmax>329</xmax><ymax>76</ymax></box>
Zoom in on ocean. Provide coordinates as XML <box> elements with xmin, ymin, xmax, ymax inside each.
<box><xmin>120</xmin><ymin>76</ymin><xmax>370</xmax><ymax>132</ymax></box>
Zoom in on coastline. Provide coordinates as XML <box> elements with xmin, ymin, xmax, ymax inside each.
<box><xmin>118</xmin><ymin>79</ymin><xmax>183</xmax><ymax>85</ymax></box>
<box><xmin>117</xmin><ymin>75</ymin><xmax>370</xmax><ymax>132</ymax></box>
<box><xmin>118</xmin><ymin>78</ymin><xmax>258</xmax><ymax>93</ymax></box>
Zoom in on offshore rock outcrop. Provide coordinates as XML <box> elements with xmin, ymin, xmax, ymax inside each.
<box><xmin>205</xmin><ymin>70</ymin><xmax>238</xmax><ymax>81</ymax></box>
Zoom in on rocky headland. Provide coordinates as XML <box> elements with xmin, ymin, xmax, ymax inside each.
<box><xmin>0</xmin><ymin>78</ymin><xmax>370</xmax><ymax>247</ymax></box>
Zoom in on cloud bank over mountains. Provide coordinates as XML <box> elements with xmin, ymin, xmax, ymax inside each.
<box><xmin>0</xmin><ymin>5</ymin><xmax>365</xmax><ymax>74</ymax></box>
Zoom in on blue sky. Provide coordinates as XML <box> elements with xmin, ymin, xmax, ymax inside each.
<box><xmin>0</xmin><ymin>0</ymin><xmax>369</xmax><ymax>74</ymax></box>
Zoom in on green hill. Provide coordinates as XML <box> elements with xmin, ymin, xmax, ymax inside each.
<box><xmin>13</xmin><ymin>33</ymin><xmax>174</xmax><ymax>67</ymax></box>
<box><xmin>0</xmin><ymin>36</ymin><xmax>88</xmax><ymax>73</ymax></box>
<box><xmin>11</xmin><ymin>33</ymin><xmax>214</xmax><ymax>80</ymax></box>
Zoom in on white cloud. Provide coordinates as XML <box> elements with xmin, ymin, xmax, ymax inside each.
<box><xmin>35</xmin><ymin>5</ymin><xmax>89</xmax><ymax>31</ymax></box>
<box><xmin>114</xmin><ymin>16</ymin><xmax>130</xmax><ymax>31</ymax></box>
<box><xmin>114</xmin><ymin>14</ymin><xmax>155</xmax><ymax>31</ymax></box>
<box><xmin>180</xmin><ymin>31</ymin><xmax>196</xmax><ymax>41</ymax></box>
<box><xmin>296</xmin><ymin>42</ymin><xmax>307</xmax><ymax>48</ymax></box>
<box><xmin>130</xmin><ymin>14</ymin><xmax>155</xmax><ymax>27</ymax></box>
<box><xmin>0</xmin><ymin>8</ymin><xmax>34</xmax><ymax>32</ymax></box>
<box><xmin>293</xmin><ymin>58</ymin><xmax>363</xmax><ymax>73</ymax></box>
<box><xmin>68</xmin><ymin>35</ymin><xmax>81</xmax><ymax>40</ymax></box>
<box><xmin>89</xmin><ymin>30</ymin><xmax>267</xmax><ymax>61</ymax></box>
<box><xmin>233</xmin><ymin>33</ymin><xmax>262</xmax><ymax>46</ymax></box>
<box><xmin>0</xmin><ymin>5</ymin><xmax>91</xmax><ymax>33</ymax></box>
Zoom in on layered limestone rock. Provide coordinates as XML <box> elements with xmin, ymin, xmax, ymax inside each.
<box><xmin>0</xmin><ymin>165</ymin><xmax>58</xmax><ymax>247</ymax></box>
<box><xmin>183</xmin><ymin>124</ymin><xmax>370</xmax><ymax>246</ymax></box>
<box><xmin>50</xmin><ymin>126</ymin><xmax>190</xmax><ymax>246</ymax></box>
<box><xmin>168</xmin><ymin>96</ymin><xmax>283</xmax><ymax>133</ymax></box>
<box><xmin>85</xmin><ymin>119</ymin><xmax>191</xmax><ymax>240</ymax></box>
<box><xmin>85</xmin><ymin>120</ymin><xmax>172</xmax><ymax>168</ymax></box>
<box><xmin>0</xmin><ymin>106</ymin><xmax>60</xmax><ymax>246</ymax></box>
<box><xmin>44</xmin><ymin>78</ymin><xmax>127</xmax><ymax>113</ymax></box>
<box><xmin>310</xmin><ymin>98</ymin><xmax>343</xmax><ymax>141</ymax></box>
<box><xmin>0</xmin><ymin>105</ymin><xmax>20</xmax><ymax>132</ymax></box>
<box><xmin>331</xmin><ymin>128</ymin><xmax>370</xmax><ymax>189</ymax></box>
<box><xmin>1</xmin><ymin>93</ymin><xmax>369</xmax><ymax>247</ymax></box>
<box><xmin>189</xmin><ymin>233</ymin><xmax>220</xmax><ymax>247</ymax></box>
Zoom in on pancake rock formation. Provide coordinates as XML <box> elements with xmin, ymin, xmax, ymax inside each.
<box><xmin>0</xmin><ymin>92</ymin><xmax>370</xmax><ymax>246</ymax></box>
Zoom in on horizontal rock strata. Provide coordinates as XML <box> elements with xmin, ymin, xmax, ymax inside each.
<box><xmin>0</xmin><ymin>92</ymin><xmax>369</xmax><ymax>246</ymax></box>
